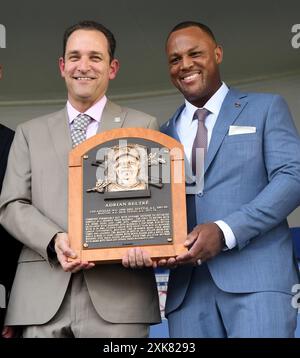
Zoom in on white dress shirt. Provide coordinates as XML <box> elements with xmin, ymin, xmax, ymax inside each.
<box><xmin>176</xmin><ymin>83</ymin><xmax>236</xmax><ymax>249</ymax></box>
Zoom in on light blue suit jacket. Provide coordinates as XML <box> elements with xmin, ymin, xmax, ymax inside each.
<box><xmin>161</xmin><ymin>88</ymin><xmax>300</xmax><ymax>315</ymax></box>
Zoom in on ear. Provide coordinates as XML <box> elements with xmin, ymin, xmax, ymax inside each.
<box><xmin>215</xmin><ymin>46</ymin><xmax>223</xmax><ymax>65</ymax></box>
<box><xmin>109</xmin><ymin>59</ymin><xmax>120</xmax><ymax>80</ymax></box>
<box><xmin>58</xmin><ymin>57</ymin><xmax>65</xmax><ymax>78</ymax></box>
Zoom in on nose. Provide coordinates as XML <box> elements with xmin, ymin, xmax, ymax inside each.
<box><xmin>180</xmin><ymin>56</ymin><xmax>193</xmax><ymax>70</ymax></box>
<box><xmin>77</xmin><ymin>57</ymin><xmax>90</xmax><ymax>72</ymax></box>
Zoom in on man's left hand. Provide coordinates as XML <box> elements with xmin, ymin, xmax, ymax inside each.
<box><xmin>176</xmin><ymin>222</ymin><xmax>225</xmax><ymax>265</ymax></box>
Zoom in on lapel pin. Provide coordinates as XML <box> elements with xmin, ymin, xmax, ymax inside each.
<box><xmin>114</xmin><ymin>117</ymin><xmax>121</xmax><ymax>123</ymax></box>
<box><xmin>234</xmin><ymin>102</ymin><xmax>241</xmax><ymax>108</ymax></box>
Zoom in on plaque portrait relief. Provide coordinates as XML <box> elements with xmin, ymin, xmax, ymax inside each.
<box><xmin>87</xmin><ymin>144</ymin><xmax>149</xmax><ymax>196</ymax></box>
<box><xmin>68</xmin><ymin>128</ymin><xmax>187</xmax><ymax>263</ymax></box>
<box><xmin>107</xmin><ymin>145</ymin><xmax>147</xmax><ymax>192</ymax></box>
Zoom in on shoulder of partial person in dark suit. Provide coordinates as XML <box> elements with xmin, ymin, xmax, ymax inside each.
<box><xmin>0</xmin><ymin>123</ymin><xmax>14</xmax><ymax>143</ymax></box>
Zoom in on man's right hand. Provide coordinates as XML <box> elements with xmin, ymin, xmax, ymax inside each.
<box><xmin>54</xmin><ymin>233</ymin><xmax>95</xmax><ymax>273</ymax></box>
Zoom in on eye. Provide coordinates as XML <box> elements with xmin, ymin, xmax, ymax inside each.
<box><xmin>190</xmin><ymin>51</ymin><xmax>203</xmax><ymax>58</ymax></box>
<box><xmin>68</xmin><ymin>55</ymin><xmax>79</xmax><ymax>62</ymax></box>
<box><xmin>169</xmin><ymin>57</ymin><xmax>180</xmax><ymax>65</ymax></box>
<box><xmin>90</xmin><ymin>55</ymin><xmax>102</xmax><ymax>62</ymax></box>
<box><xmin>169</xmin><ymin>58</ymin><xmax>179</xmax><ymax>65</ymax></box>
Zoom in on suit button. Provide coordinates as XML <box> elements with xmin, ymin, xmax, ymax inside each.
<box><xmin>197</xmin><ymin>192</ymin><xmax>204</xmax><ymax>197</ymax></box>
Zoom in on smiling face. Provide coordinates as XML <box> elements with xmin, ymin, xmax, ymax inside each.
<box><xmin>166</xmin><ymin>26</ymin><xmax>223</xmax><ymax>107</ymax></box>
<box><xmin>59</xmin><ymin>29</ymin><xmax>119</xmax><ymax>112</ymax></box>
<box><xmin>115</xmin><ymin>155</ymin><xmax>140</xmax><ymax>186</ymax></box>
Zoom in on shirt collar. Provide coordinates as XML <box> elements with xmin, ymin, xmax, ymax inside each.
<box><xmin>184</xmin><ymin>82</ymin><xmax>229</xmax><ymax>125</ymax></box>
<box><xmin>67</xmin><ymin>96</ymin><xmax>108</xmax><ymax>124</ymax></box>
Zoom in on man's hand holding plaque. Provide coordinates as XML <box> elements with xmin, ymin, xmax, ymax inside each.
<box><xmin>55</xmin><ymin>232</ymin><xmax>95</xmax><ymax>273</ymax></box>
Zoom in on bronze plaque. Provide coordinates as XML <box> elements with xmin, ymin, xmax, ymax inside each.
<box><xmin>69</xmin><ymin>128</ymin><xmax>187</xmax><ymax>263</ymax></box>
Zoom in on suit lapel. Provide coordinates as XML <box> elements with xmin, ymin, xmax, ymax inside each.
<box><xmin>46</xmin><ymin>102</ymin><xmax>125</xmax><ymax>173</ymax></box>
<box><xmin>162</xmin><ymin>105</ymin><xmax>184</xmax><ymax>142</ymax></box>
<box><xmin>163</xmin><ymin>105</ymin><xmax>198</xmax><ymax>182</ymax></box>
<box><xmin>47</xmin><ymin>108</ymin><xmax>72</xmax><ymax>173</ymax></box>
<box><xmin>97</xmin><ymin>100</ymin><xmax>126</xmax><ymax>133</ymax></box>
<box><xmin>205</xmin><ymin>89</ymin><xmax>248</xmax><ymax>173</ymax></box>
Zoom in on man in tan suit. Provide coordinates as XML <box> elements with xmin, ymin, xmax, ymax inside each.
<box><xmin>0</xmin><ymin>21</ymin><xmax>160</xmax><ymax>338</ymax></box>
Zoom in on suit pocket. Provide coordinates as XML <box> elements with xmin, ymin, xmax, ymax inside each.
<box><xmin>223</xmin><ymin>132</ymin><xmax>260</xmax><ymax>144</ymax></box>
<box><xmin>221</xmin><ymin>133</ymin><xmax>262</xmax><ymax>161</ymax></box>
<box><xmin>18</xmin><ymin>248</ymin><xmax>45</xmax><ymax>263</ymax></box>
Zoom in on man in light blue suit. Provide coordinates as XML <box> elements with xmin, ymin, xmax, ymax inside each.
<box><xmin>160</xmin><ymin>21</ymin><xmax>300</xmax><ymax>338</ymax></box>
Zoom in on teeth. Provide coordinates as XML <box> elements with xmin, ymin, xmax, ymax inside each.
<box><xmin>182</xmin><ymin>73</ymin><xmax>199</xmax><ymax>81</ymax></box>
<box><xmin>76</xmin><ymin>77</ymin><xmax>92</xmax><ymax>80</ymax></box>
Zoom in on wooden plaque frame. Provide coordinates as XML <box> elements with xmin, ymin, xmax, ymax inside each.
<box><xmin>68</xmin><ymin>128</ymin><xmax>187</xmax><ymax>263</ymax></box>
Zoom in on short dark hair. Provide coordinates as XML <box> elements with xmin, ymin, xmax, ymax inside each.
<box><xmin>167</xmin><ymin>21</ymin><xmax>217</xmax><ymax>44</ymax></box>
<box><xmin>62</xmin><ymin>20</ymin><xmax>116</xmax><ymax>62</ymax></box>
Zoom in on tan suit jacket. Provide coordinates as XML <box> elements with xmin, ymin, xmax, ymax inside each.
<box><xmin>0</xmin><ymin>101</ymin><xmax>161</xmax><ymax>325</ymax></box>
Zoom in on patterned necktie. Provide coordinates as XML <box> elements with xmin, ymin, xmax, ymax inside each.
<box><xmin>191</xmin><ymin>108</ymin><xmax>209</xmax><ymax>174</ymax></box>
<box><xmin>71</xmin><ymin>114</ymin><xmax>92</xmax><ymax>148</ymax></box>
